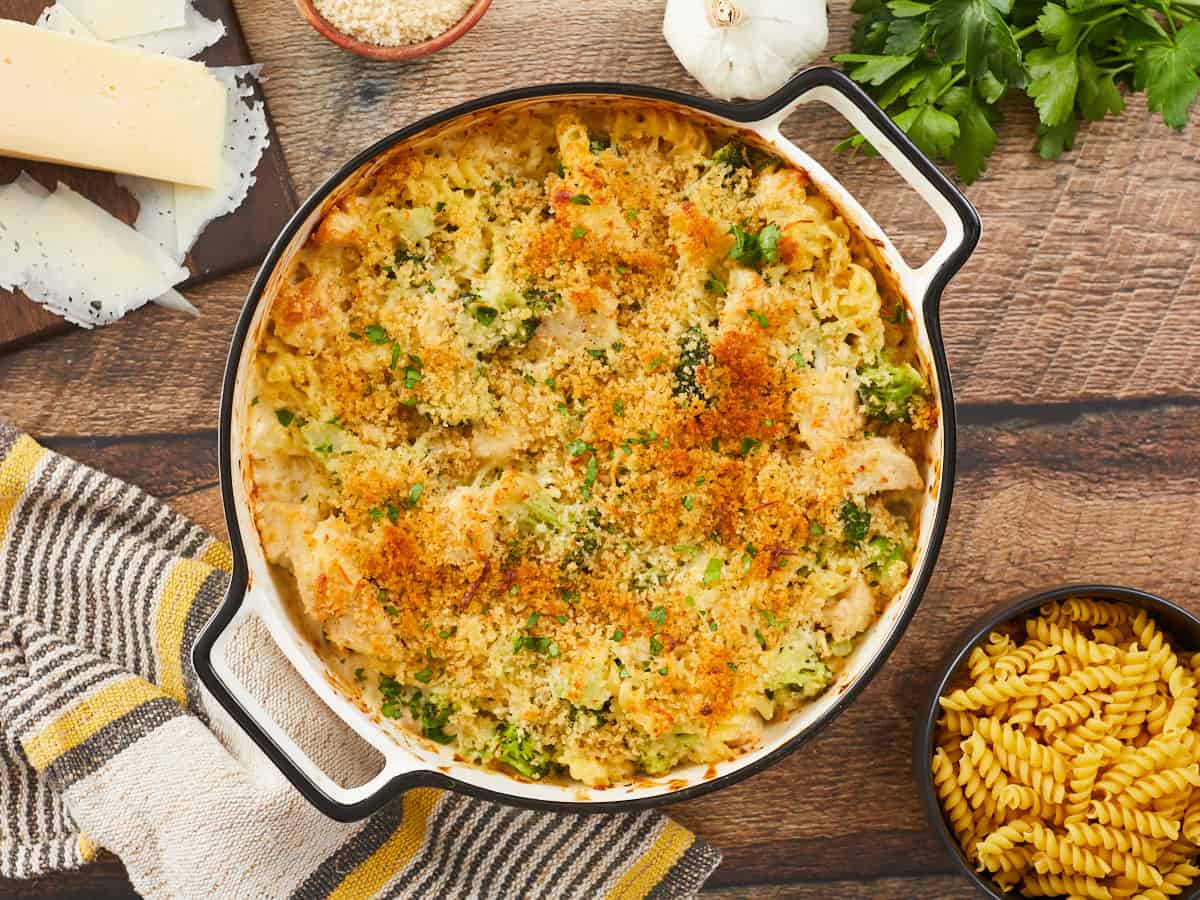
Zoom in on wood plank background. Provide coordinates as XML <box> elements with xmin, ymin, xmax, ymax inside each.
<box><xmin>2</xmin><ymin>1</ymin><xmax>1199</xmax><ymax>897</ymax></box>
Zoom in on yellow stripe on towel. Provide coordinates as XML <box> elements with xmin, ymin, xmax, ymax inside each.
<box><xmin>605</xmin><ymin>820</ymin><xmax>694</xmax><ymax>900</ymax></box>
<box><xmin>21</xmin><ymin>676</ymin><xmax>166</xmax><ymax>773</ymax></box>
<box><xmin>329</xmin><ymin>788</ymin><xmax>442</xmax><ymax>900</ymax></box>
<box><xmin>0</xmin><ymin>434</ymin><xmax>46</xmax><ymax>546</ymax></box>
<box><xmin>155</xmin><ymin>556</ymin><xmax>214</xmax><ymax>704</ymax></box>
<box><xmin>200</xmin><ymin>539</ymin><xmax>233</xmax><ymax>573</ymax></box>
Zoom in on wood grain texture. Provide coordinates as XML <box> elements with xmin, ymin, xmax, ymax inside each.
<box><xmin>1</xmin><ymin>0</ymin><xmax>1199</xmax><ymax>897</ymax></box>
<box><xmin>0</xmin><ymin>0</ymin><xmax>297</xmax><ymax>348</ymax></box>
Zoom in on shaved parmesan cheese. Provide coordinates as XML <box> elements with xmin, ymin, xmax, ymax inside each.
<box><xmin>112</xmin><ymin>4</ymin><xmax>226</xmax><ymax>58</ymax></box>
<box><xmin>152</xmin><ymin>288</ymin><xmax>199</xmax><ymax>316</ymax></box>
<box><xmin>58</xmin><ymin>0</ymin><xmax>185</xmax><ymax>41</ymax></box>
<box><xmin>174</xmin><ymin>66</ymin><xmax>270</xmax><ymax>255</ymax></box>
<box><xmin>4</xmin><ymin>183</ymin><xmax>188</xmax><ymax>328</ymax></box>
<box><xmin>0</xmin><ymin>174</ymin><xmax>50</xmax><ymax>291</ymax></box>
<box><xmin>39</xmin><ymin>2</ymin><xmax>225</xmax><ymax>59</ymax></box>
<box><xmin>116</xmin><ymin>175</ymin><xmax>181</xmax><ymax>262</ymax></box>
<box><xmin>34</xmin><ymin>4</ymin><xmax>95</xmax><ymax>38</ymax></box>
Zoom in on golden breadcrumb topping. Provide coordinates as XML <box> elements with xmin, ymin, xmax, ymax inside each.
<box><xmin>245</xmin><ymin>101</ymin><xmax>935</xmax><ymax>786</ymax></box>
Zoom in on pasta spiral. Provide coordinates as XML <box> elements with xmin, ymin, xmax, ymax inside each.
<box><xmin>930</xmin><ymin>598</ymin><xmax>1200</xmax><ymax>898</ymax></box>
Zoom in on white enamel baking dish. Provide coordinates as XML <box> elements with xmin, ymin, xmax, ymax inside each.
<box><xmin>194</xmin><ymin>67</ymin><xmax>980</xmax><ymax>821</ymax></box>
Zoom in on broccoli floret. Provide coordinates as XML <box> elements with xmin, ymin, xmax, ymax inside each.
<box><xmin>712</xmin><ymin>141</ymin><xmax>750</xmax><ymax>170</ymax></box>
<box><xmin>764</xmin><ymin>639</ymin><xmax>832</xmax><ymax>698</ymax></box>
<box><xmin>839</xmin><ymin>501</ymin><xmax>871</xmax><ymax>548</ymax></box>
<box><xmin>673</xmin><ymin>326</ymin><xmax>711</xmax><ymax>403</ymax></box>
<box><xmin>857</xmin><ymin>358</ymin><xmax>927</xmax><ymax>422</ymax></box>
<box><xmin>711</xmin><ymin>141</ymin><xmax>777</xmax><ymax>173</ymax></box>
<box><xmin>867</xmin><ymin>536</ymin><xmax>904</xmax><ymax>569</ymax></box>
<box><xmin>495</xmin><ymin>722</ymin><xmax>553</xmax><ymax>779</ymax></box>
<box><xmin>518</xmin><ymin>496</ymin><xmax>564</xmax><ymax>533</ymax></box>
<box><xmin>867</xmin><ymin>536</ymin><xmax>908</xmax><ymax>592</ymax></box>
<box><xmin>639</xmin><ymin>732</ymin><xmax>698</xmax><ymax>775</ymax></box>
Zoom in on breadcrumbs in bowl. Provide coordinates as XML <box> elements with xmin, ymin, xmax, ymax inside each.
<box><xmin>295</xmin><ymin>0</ymin><xmax>492</xmax><ymax>61</ymax></box>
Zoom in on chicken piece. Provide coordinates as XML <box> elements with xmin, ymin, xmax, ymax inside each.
<box><xmin>789</xmin><ymin>365</ymin><xmax>864</xmax><ymax>451</ymax></box>
<box><xmin>820</xmin><ymin>576</ymin><xmax>877</xmax><ymax>642</ymax></box>
<box><xmin>843</xmin><ymin>437</ymin><xmax>923</xmax><ymax>495</ymax></box>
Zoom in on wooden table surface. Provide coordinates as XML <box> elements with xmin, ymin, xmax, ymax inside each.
<box><xmin>3</xmin><ymin>1</ymin><xmax>1199</xmax><ymax>897</ymax></box>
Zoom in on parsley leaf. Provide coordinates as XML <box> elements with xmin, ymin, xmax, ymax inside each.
<box><xmin>1027</xmin><ymin>46</ymin><xmax>1079</xmax><ymax>126</ymax></box>
<box><xmin>1135</xmin><ymin>22</ymin><xmax>1200</xmax><ymax>130</ymax></box>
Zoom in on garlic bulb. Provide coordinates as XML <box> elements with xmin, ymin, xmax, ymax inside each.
<box><xmin>663</xmin><ymin>0</ymin><xmax>829</xmax><ymax>102</ymax></box>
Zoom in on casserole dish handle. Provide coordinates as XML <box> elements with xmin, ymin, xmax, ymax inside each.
<box><xmin>196</xmin><ymin>588</ymin><xmax>427</xmax><ymax>821</ymax></box>
<box><xmin>750</xmin><ymin>68</ymin><xmax>980</xmax><ymax>303</ymax></box>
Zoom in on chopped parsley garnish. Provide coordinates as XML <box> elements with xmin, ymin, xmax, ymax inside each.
<box><xmin>748</xmin><ymin>310</ymin><xmax>769</xmax><ymax>328</ymax></box>
<box><xmin>413</xmin><ymin>668</ymin><xmax>433</xmax><ymax>683</ymax></box>
<box><xmin>275</xmin><ymin>409</ymin><xmax>295</xmax><ymax>427</ymax></box>
<box><xmin>368</xmin><ymin>507</ymin><xmax>383</xmax><ymax>521</ymax></box>
<box><xmin>383</xmin><ymin>604</ymin><xmax>399</xmax><ymax>617</ymax></box>
<box><xmin>555</xmin><ymin>614</ymin><xmax>567</xmax><ymax>625</ymax></box>
<box><xmin>386</xmin><ymin>503</ymin><xmax>400</xmax><ymax>524</ymax></box>
<box><xmin>586</xmin><ymin>348</ymin><xmax>608</xmax><ymax>364</ymax></box>
<box><xmin>612</xmin><ymin>399</ymin><xmax>625</xmax><ymax>417</ymax></box>
<box><xmin>581</xmin><ymin>453</ymin><xmax>598</xmax><ymax>499</ymax></box>
<box><xmin>703</xmin><ymin>557</ymin><xmax>724</xmax><ymax>585</ymax></box>
<box><xmin>571</xmin><ymin>225</ymin><xmax>587</xmax><ymax>239</ymax></box>
<box><xmin>754</xmin><ymin>628</ymin><xmax>767</xmax><ymax>649</ymax></box>
<box><xmin>403</xmin><ymin>365</ymin><xmax>423</xmax><ymax>390</ymax></box>
<box><xmin>705</xmin><ymin>274</ymin><xmax>727</xmax><ymax>296</ymax></box>
<box><xmin>364</xmin><ymin>323</ymin><xmax>390</xmax><ymax>345</ymax></box>
<box><xmin>406</xmin><ymin>483</ymin><xmax>424</xmax><ymax>507</ymax></box>
<box><xmin>567</xmin><ymin>439</ymin><xmax>592</xmax><ymax>457</ymax></box>
<box><xmin>354</xmin><ymin>667</ymin><xmax>366</xmax><ymax>682</ymax></box>
<box><xmin>682</xmin><ymin>495</ymin><xmax>695</xmax><ymax>511</ymax></box>
<box><xmin>569</xmin><ymin>194</ymin><xmax>592</xmax><ymax>205</ymax></box>
<box><xmin>647</xmin><ymin>356</ymin><xmax>666</xmax><ymax>372</ymax></box>
<box><xmin>728</xmin><ymin>222</ymin><xmax>782</xmax><ymax>269</ymax></box>
<box><xmin>648</xmin><ymin>606</ymin><xmax>667</xmax><ymax>625</ymax></box>
<box><xmin>649</xmin><ymin>635</ymin><xmax>664</xmax><ymax>656</ymax></box>
<box><xmin>611</xmin><ymin>628</ymin><xmax>624</xmax><ymax>641</ymax></box>
<box><xmin>474</xmin><ymin>305</ymin><xmax>498</xmax><ymax>326</ymax></box>
<box><xmin>728</xmin><ymin>661</ymin><xmax>739</xmax><ymax>672</ymax></box>
<box><xmin>526</xmin><ymin>611</ymin><xmax>540</xmax><ymax>629</ymax></box>
<box><xmin>390</xmin><ymin>341</ymin><xmax>402</xmax><ymax>369</ymax></box>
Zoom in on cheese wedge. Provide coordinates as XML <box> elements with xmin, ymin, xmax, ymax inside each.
<box><xmin>0</xmin><ymin>21</ymin><xmax>225</xmax><ymax>188</ymax></box>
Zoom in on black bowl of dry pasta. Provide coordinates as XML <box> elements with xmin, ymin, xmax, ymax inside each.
<box><xmin>917</xmin><ymin>584</ymin><xmax>1200</xmax><ymax>900</ymax></box>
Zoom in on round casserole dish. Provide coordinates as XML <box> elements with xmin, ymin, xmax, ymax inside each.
<box><xmin>194</xmin><ymin>68</ymin><xmax>980</xmax><ymax>821</ymax></box>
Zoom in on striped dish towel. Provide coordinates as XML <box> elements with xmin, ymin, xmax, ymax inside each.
<box><xmin>0</xmin><ymin>423</ymin><xmax>721</xmax><ymax>898</ymax></box>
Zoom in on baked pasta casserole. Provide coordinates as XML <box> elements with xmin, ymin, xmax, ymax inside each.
<box><xmin>245</xmin><ymin>101</ymin><xmax>935</xmax><ymax>786</ymax></box>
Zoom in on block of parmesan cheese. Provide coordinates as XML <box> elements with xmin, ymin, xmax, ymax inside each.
<box><xmin>0</xmin><ymin>20</ymin><xmax>225</xmax><ymax>188</ymax></box>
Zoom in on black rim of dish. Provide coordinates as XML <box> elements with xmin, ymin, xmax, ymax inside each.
<box><xmin>194</xmin><ymin>66</ymin><xmax>981</xmax><ymax>822</ymax></box>
<box><xmin>915</xmin><ymin>583</ymin><xmax>1200</xmax><ymax>899</ymax></box>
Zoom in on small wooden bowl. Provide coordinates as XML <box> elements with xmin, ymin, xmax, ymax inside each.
<box><xmin>293</xmin><ymin>0</ymin><xmax>493</xmax><ymax>61</ymax></box>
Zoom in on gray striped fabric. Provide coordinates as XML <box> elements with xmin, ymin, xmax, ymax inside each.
<box><xmin>0</xmin><ymin>422</ymin><xmax>722</xmax><ymax>897</ymax></box>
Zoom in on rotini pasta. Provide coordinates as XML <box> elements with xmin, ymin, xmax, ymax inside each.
<box><xmin>930</xmin><ymin>597</ymin><xmax>1200</xmax><ymax>897</ymax></box>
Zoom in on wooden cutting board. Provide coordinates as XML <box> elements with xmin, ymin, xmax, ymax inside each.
<box><xmin>0</xmin><ymin>0</ymin><xmax>297</xmax><ymax>348</ymax></box>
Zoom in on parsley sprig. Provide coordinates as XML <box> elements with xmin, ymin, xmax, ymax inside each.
<box><xmin>837</xmin><ymin>0</ymin><xmax>1200</xmax><ymax>182</ymax></box>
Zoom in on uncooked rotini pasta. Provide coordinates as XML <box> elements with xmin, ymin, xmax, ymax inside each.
<box><xmin>930</xmin><ymin>597</ymin><xmax>1200</xmax><ymax>897</ymax></box>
